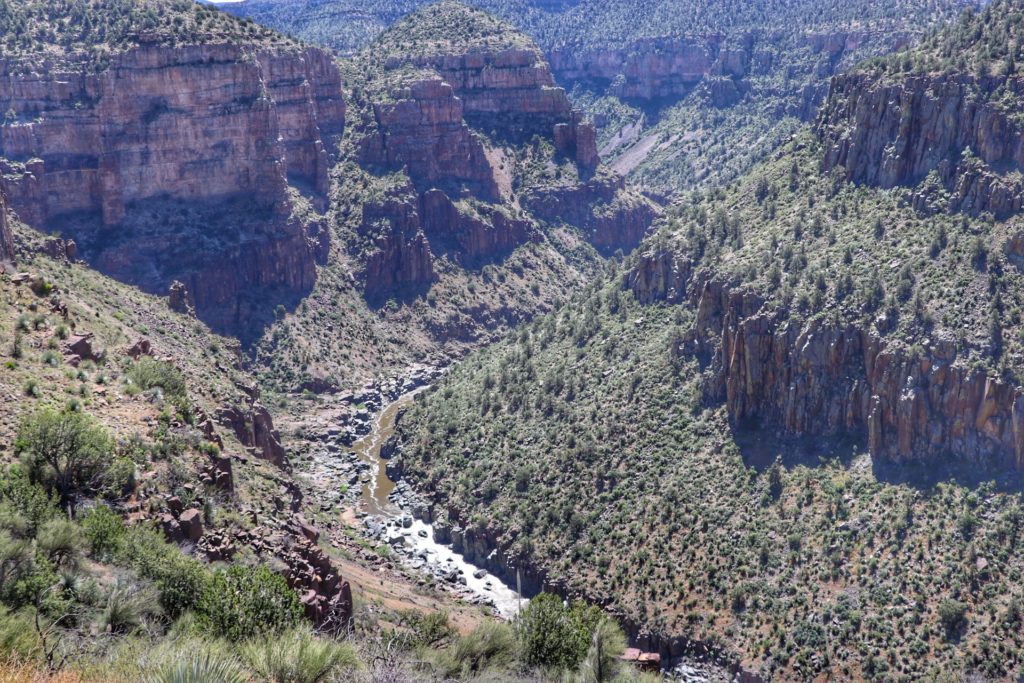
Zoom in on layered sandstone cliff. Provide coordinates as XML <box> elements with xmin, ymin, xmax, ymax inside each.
<box><xmin>0</xmin><ymin>42</ymin><xmax>344</xmax><ymax>337</ymax></box>
<box><xmin>0</xmin><ymin>43</ymin><xmax>343</xmax><ymax>225</ymax></box>
<box><xmin>627</xmin><ymin>249</ymin><xmax>1024</xmax><ymax>467</ymax></box>
<box><xmin>360</xmin><ymin>77</ymin><xmax>501</xmax><ymax>200</ymax></box>
<box><xmin>817</xmin><ymin>73</ymin><xmax>1024</xmax><ymax>218</ymax></box>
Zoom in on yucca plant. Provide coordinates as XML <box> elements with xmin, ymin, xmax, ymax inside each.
<box><xmin>239</xmin><ymin>627</ymin><xmax>359</xmax><ymax>683</ymax></box>
<box><xmin>146</xmin><ymin>651</ymin><xmax>248</xmax><ymax>683</ymax></box>
<box><xmin>99</xmin><ymin>581</ymin><xmax>159</xmax><ymax>634</ymax></box>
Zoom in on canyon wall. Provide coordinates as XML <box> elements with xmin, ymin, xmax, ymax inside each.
<box><xmin>361</xmin><ymin>78</ymin><xmax>501</xmax><ymax>200</ymax></box>
<box><xmin>392</xmin><ymin>48</ymin><xmax>596</xmax><ymax>153</ymax></box>
<box><xmin>0</xmin><ymin>43</ymin><xmax>344</xmax><ymax>226</ymax></box>
<box><xmin>0</xmin><ymin>42</ymin><xmax>344</xmax><ymax>337</ymax></box>
<box><xmin>627</xmin><ymin>250</ymin><xmax>1024</xmax><ymax>467</ymax></box>
<box><xmin>817</xmin><ymin>73</ymin><xmax>1024</xmax><ymax>218</ymax></box>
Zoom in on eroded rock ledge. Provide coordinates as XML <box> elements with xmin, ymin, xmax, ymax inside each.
<box><xmin>818</xmin><ymin>73</ymin><xmax>1024</xmax><ymax>218</ymax></box>
<box><xmin>628</xmin><ymin>248</ymin><xmax>1024</xmax><ymax>467</ymax></box>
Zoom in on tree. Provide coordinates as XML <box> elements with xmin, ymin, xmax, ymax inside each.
<box><xmin>16</xmin><ymin>408</ymin><xmax>111</xmax><ymax>511</ymax></box>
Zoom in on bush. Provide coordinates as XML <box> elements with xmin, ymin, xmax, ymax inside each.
<box><xmin>35</xmin><ymin>519</ymin><xmax>83</xmax><ymax>568</ymax></box>
<box><xmin>15</xmin><ymin>408</ymin><xmax>111</xmax><ymax>509</ymax></box>
<box><xmin>514</xmin><ymin>593</ymin><xmax>603</xmax><ymax>671</ymax></box>
<box><xmin>240</xmin><ymin>627</ymin><xmax>360</xmax><ymax>682</ymax></box>
<box><xmin>127</xmin><ymin>357</ymin><xmax>188</xmax><ymax>400</ymax></box>
<box><xmin>575</xmin><ymin>618</ymin><xmax>626</xmax><ymax>683</ymax></box>
<box><xmin>198</xmin><ymin>565</ymin><xmax>302</xmax><ymax>642</ymax></box>
<box><xmin>147</xmin><ymin>649</ymin><xmax>248</xmax><ymax>683</ymax></box>
<box><xmin>938</xmin><ymin>600</ymin><xmax>967</xmax><ymax>637</ymax></box>
<box><xmin>82</xmin><ymin>505</ymin><xmax>126</xmax><ymax>559</ymax></box>
<box><xmin>121</xmin><ymin>526</ymin><xmax>210</xmax><ymax>619</ymax></box>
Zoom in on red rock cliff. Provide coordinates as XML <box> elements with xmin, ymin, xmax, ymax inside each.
<box><xmin>0</xmin><ymin>43</ymin><xmax>344</xmax><ymax>339</ymax></box>
<box><xmin>0</xmin><ymin>43</ymin><xmax>344</xmax><ymax>226</ymax></box>
<box><xmin>0</xmin><ymin>188</ymin><xmax>13</xmax><ymax>265</ymax></box>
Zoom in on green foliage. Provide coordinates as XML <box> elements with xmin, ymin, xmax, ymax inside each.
<box><xmin>574</xmin><ymin>618</ymin><xmax>626</xmax><ymax>683</ymax></box>
<box><xmin>121</xmin><ymin>525</ymin><xmax>210</xmax><ymax>620</ymax></box>
<box><xmin>0</xmin><ymin>0</ymin><xmax>297</xmax><ymax>67</ymax></box>
<box><xmin>197</xmin><ymin>565</ymin><xmax>302</xmax><ymax>642</ymax></box>
<box><xmin>437</xmin><ymin>620</ymin><xmax>517</xmax><ymax>678</ymax></box>
<box><xmin>81</xmin><ymin>504</ymin><xmax>127</xmax><ymax>560</ymax></box>
<box><xmin>239</xmin><ymin>627</ymin><xmax>360</xmax><ymax>682</ymax></box>
<box><xmin>514</xmin><ymin>593</ymin><xmax>602</xmax><ymax>671</ymax></box>
<box><xmin>146</xmin><ymin>649</ymin><xmax>248</xmax><ymax>683</ymax></box>
<box><xmin>15</xmin><ymin>407</ymin><xmax>112</xmax><ymax>507</ymax></box>
<box><xmin>127</xmin><ymin>357</ymin><xmax>188</xmax><ymax>400</ymax></box>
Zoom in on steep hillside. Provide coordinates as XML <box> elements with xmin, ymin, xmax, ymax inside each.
<box><xmin>390</xmin><ymin>4</ymin><xmax>1024</xmax><ymax>680</ymax></box>
<box><xmin>229</xmin><ymin>0</ymin><xmax>973</xmax><ymax>196</ymax></box>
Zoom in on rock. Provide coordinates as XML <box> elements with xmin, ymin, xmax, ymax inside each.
<box><xmin>178</xmin><ymin>509</ymin><xmax>204</xmax><ymax>542</ymax></box>
<box><xmin>125</xmin><ymin>338</ymin><xmax>152</xmax><ymax>359</ymax></box>
<box><xmin>818</xmin><ymin>73</ymin><xmax>1024</xmax><ymax>219</ymax></box>
<box><xmin>0</xmin><ymin>43</ymin><xmax>344</xmax><ymax>339</ymax></box>
<box><xmin>0</xmin><ymin>190</ymin><xmax>13</xmax><ymax>266</ymax></box>
<box><xmin>166</xmin><ymin>496</ymin><xmax>184</xmax><ymax>515</ymax></box>
<box><xmin>217</xmin><ymin>401</ymin><xmax>289</xmax><ymax>469</ymax></box>
<box><xmin>626</xmin><ymin>253</ymin><xmax>1024</xmax><ymax>467</ymax></box>
<box><xmin>168</xmin><ymin>281</ymin><xmax>195</xmax><ymax>317</ymax></box>
<box><xmin>65</xmin><ymin>334</ymin><xmax>104</xmax><ymax>363</ymax></box>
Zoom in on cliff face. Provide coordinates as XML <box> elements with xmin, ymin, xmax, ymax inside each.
<box><xmin>627</xmin><ymin>250</ymin><xmax>1024</xmax><ymax>467</ymax></box>
<box><xmin>817</xmin><ymin>73</ymin><xmax>1024</xmax><ymax>218</ymax></box>
<box><xmin>0</xmin><ymin>43</ymin><xmax>344</xmax><ymax>225</ymax></box>
<box><xmin>393</xmin><ymin>48</ymin><xmax>595</xmax><ymax>150</ymax></box>
<box><xmin>358</xmin><ymin>187</ymin><xmax>438</xmax><ymax>301</ymax></box>
<box><xmin>524</xmin><ymin>174</ymin><xmax>658</xmax><ymax>254</ymax></box>
<box><xmin>0</xmin><ymin>43</ymin><xmax>344</xmax><ymax>338</ymax></box>
<box><xmin>360</xmin><ymin>78</ymin><xmax>501</xmax><ymax>200</ymax></box>
<box><xmin>549</xmin><ymin>35</ymin><xmax>736</xmax><ymax>102</ymax></box>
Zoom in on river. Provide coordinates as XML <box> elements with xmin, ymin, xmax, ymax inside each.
<box><xmin>349</xmin><ymin>390</ymin><xmax>526</xmax><ymax>618</ymax></box>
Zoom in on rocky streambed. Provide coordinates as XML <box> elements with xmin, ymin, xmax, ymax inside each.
<box><xmin>300</xmin><ymin>368</ymin><xmax>526</xmax><ymax>618</ymax></box>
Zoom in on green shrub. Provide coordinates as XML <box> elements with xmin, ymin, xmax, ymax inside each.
<box><xmin>121</xmin><ymin>526</ymin><xmax>210</xmax><ymax>619</ymax></box>
<box><xmin>82</xmin><ymin>505</ymin><xmax>127</xmax><ymax>559</ymax></box>
<box><xmin>514</xmin><ymin>593</ymin><xmax>603</xmax><ymax>671</ymax></box>
<box><xmin>35</xmin><ymin>518</ymin><xmax>83</xmax><ymax>568</ymax></box>
<box><xmin>575</xmin><ymin>618</ymin><xmax>626</xmax><ymax>683</ymax></box>
<box><xmin>128</xmin><ymin>357</ymin><xmax>188</xmax><ymax>400</ymax></box>
<box><xmin>147</xmin><ymin>649</ymin><xmax>248</xmax><ymax>683</ymax></box>
<box><xmin>198</xmin><ymin>565</ymin><xmax>302</xmax><ymax>641</ymax></box>
<box><xmin>437</xmin><ymin>620</ymin><xmax>516</xmax><ymax>678</ymax></box>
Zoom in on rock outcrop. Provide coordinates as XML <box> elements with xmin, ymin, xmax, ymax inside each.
<box><xmin>818</xmin><ymin>73</ymin><xmax>1024</xmax><ymax>218</ymax></box>
<box><xmin>358</xmin><ymin>189</ymin><xmax>438</xmax><ymax>300</ymax></box>
<box><xmin>549</xmin><ymin>35</ymin><xmax>738</xmax><ymax>102</ymax></box>
<box><xmin>420</xmin><ymin>189</ymin><xmax>533</xmax><ymax>263</ymax></box>
<box><xmin>217</xmin><ymin>400</ymin><xmax>289</xmax><ymax>470</ymax></box>
<box><xmin>393</xmin><ymin>47</ymin><xmax>596</xmax><ymax>153</ymax></box>
<box><xmin>0</xmin><ymin>189</ymin><xmax>13</xmax><ymax>266</ymax></box>
<box><xmin>360</xmin><ymin>78</ymin><xmax>501</xmax><ymax>200</ymax></box>
<box><xmin>627</xmin><ymin>249</ymin><xmax>1024</xmax><ymax>467</ymax></box>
